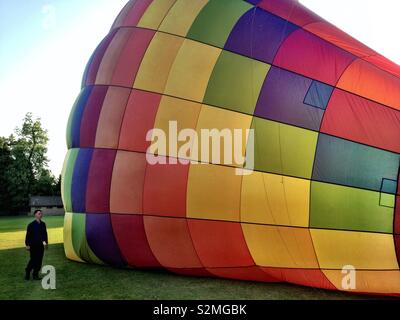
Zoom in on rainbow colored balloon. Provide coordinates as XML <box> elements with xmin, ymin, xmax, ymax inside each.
<box><xmin>62</xmin><ymin>0</ymin><xmax>400</xmax><ymax>296</ymax></box>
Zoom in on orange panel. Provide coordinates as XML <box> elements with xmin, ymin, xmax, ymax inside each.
<box><xmin>337</xmin><ymin>59</ymin><xmax>400</xmax><ymax>110</ymax></box>
<box><xmin>95</xmin><ymin>28</ymin><xmax>132</xmax><ymax>85</ymax></box>
<box><xmin>143</xmin><ymin>159</ymin><xmax>190</xmax><ymax>217</ymax></box>
<box><xmin>95</xmin><ymin>87</ymin><xmax>131</xmax><ymax>149</ymax></box>
<box><xmin>143</xmin><ymin>216</ymin><xmax>203</xmax><ymax>268</ymax></box>
<box><xmin>110</xmin><ymin>151</ymin><xmax>147</xmax><ymax>214</ymax></box>
<box><xmin>188</xmin><ymin>220</ymin><xmax>254</xmax><ymax>268</ymax></box>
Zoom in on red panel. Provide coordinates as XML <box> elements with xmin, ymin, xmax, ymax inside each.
<box><xmin>143</xmin><ymin>159</ymin><xmax>189</xmax><ymax>217</ymax></box>
<box><xmin>304</xmin><ymin>22</ymin><xmax>376</xmax><ymax>58</ymax></box>
<box><xmin>262</xmin><ymin>268</ymin><xmax>337</xmax><ymax>290</ymax></box>
<box><xmin>111</xmin><ymin>0</ymin><xmax>136</xmax><ymax>30</ymax></box>
<box><xmin>207</xmin><ymin>267</ymin><xmax>280</xmax><ymax>283</ymax></box>
<box><xmin>143</xmin><ymin>216</ymin><xmax>203</xmax><ymax>268</ymax></box>
<box><xmin>111</xmin><ymin>28</ymin><xmax>155</xmax><ymax>87</ymax></box>
<box><xmin>84</xmin><ymin>30</ymin><xmax>118</xmax><ymax>86</ymax></box>
<box><xmin>188</xmin><ymin>220</ymin><xmax>255</xmax><ymax>268</ymax></box>
<box><xmin>394</xmin><ymin>236</ymin><xmax>400</xmax><ymax>267</ymax></box>
<box><xmin>112</xmin><ymin>0</ymin><xmax>153</xmax><ymax>29</ymax></box>
<box><xmin>321</xmin><ymin>89</ymin><xmax>400</xmax><ymax>153</ymax></box>
<box><xmin>365</xmin><ymin>55</ymin><xmax>400</xmax><ymax>78</ymax></box>
<box><xmin>111</xmin><ymin>214</ymin><xmax>161</xmax><ymax>267</ymax></box>
<box><xmin>118</xmin><ymin>90</ymin><xmax>161</xmax><ymax>153</ymax></box>
<box><xmin>394</xmin><ymin>196</ymin><xmax>400</xmax><ymax>234</ymax></box>
<box><xmin>79</xmin><ymin>86</ymin><xmax>108</xmax><ymax>148</ymax></box>
<box><xmin>258</xmin><ymin>0</ymin><xmax>321</xmax><ymax>26</ymax></box>
<box><xmin>86</xmin><ymin>149</ymin><xmax>117</xmax><ymax>213</ymax></box>
<box><xmin>110</xmin><ymin>151</ymin><xmax>147</xmax><ymax>214</ymax></box>
<box><xmin>274</xmin><ymin>29</ymin><xmax>355</xmax><ymax>86</ymax></box>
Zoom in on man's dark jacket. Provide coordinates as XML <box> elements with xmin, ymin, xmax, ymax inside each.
<box><xmin>25</xmin><ymin>221</ymin><xmax>48</xmax><ymax>246</ymax></box>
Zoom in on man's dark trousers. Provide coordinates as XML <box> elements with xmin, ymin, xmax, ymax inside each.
<box><xmin>26</xmin><ymin>243</ymin><xmax>44</xmax><ymax>278</ymax></box>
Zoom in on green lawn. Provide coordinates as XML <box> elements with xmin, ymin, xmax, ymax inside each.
<box><xmin>0</xmin><ymin>216</ymin><xmax>386</xmax><ymax>300</ymax></box>
<box><xmin>0</xmin><ymin>215</ymin><xmax>64</xmax><ymax>233</ymax></box>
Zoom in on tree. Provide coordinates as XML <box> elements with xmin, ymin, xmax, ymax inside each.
<box><xmin>0</xmin><ymin>137</ymin><xmax>12</xmax><ymax>213</ymax></box>
<box><xmin>0</xmin><ymin>113</ymin><xmax>59</xmax><ymax>214</ymax></box>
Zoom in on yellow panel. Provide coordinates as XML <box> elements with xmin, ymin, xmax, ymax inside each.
<box><xmin>134</xmin><ymin>32</ymin><xmax>184</xmax><ymax>93</ymax></box>
<box><xmin>152</xmin><ymin>95</ymin><xmax>202</xmax><ymax>158</ymax></box>
<box><xmin>311</xmin><ymin>229</ymin><xmax>398</xmax><ymax>270</ymax></box>
<box><xmin>159</xmin><ymin>0</ymin><xmax>209</xmax><ymax>36</ymax></box>
<box><xmin>241</xmin><ymin>172</ymin><xmax>310</xmax><ymax>227</ymax></box>
<box><xmin>137</xmin><ymin>0</ymin><xmax>177</xmax><ymax>30</ymax></box>
<box><xmin>164</xmin><ymin>39</ymin><xmax>222</xmax><ymax>102</ymax></box>
<box><xmin>64</xmin><ymin>212</ymin><xmax>85</xmax><ymax>263</ymax></box>
<box><xmin>323</xmin><ymin>270</ymin><xmax>400</xmax><ymax>294</ymax></box>
<box><xmin>193</xmin><ymin>105</ymin><xmax>252</xmax><ymax>167</ymax></box>
<box><xmin>60</xmin><ymin>150</ymin><xmax>72</xmax><ymax>210</ymax></box>
<box><xmin>242</xmin><ymin>225</ymin><xmax>319</xmax><ymax>268</ymax></box>
<box><xmin>187</xmin><ymin>164</ymin><xmax>242</xmax><ymax>221</ymax></box>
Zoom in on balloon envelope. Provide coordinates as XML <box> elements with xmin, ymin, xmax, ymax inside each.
<box><xmin>62</xmin><ymin>0</ymin><xmax>400</xmax><ymax>296</ymax></box>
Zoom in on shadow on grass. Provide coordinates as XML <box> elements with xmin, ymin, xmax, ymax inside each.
<box><xmin>0</xmin><ymin>244</ymin><xmax>392</xmax><ymax>300</ymax></box>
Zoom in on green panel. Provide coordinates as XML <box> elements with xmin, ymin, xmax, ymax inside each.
<box><xmin>204</xmin><ymin>51</ymin><xmax>270</xmax><ymax>114</ymax></box>
<box><xmin>253</xmin><ymin>118</ymin><xmax>318</xmax><ymax>179</ymax></box>
<box><xmin>71</xmin><ymin>212</ymin><xmax>104</xmax><ymax>265</ymax></box>
<box><xmin>61</xmin><ymin>149</ymin><xmax>79</xmax><ymax>213</ymax></box>
<box><xmin>310</xmin><ymin>181</ymin><xmax>394</xmax><ymax>233</ymax></box>
<box><xmin>80</xmin><ymin>235</ymin><xmax>105</xmax><ymax>265</ymax></box>
<box><xmin>71</xmin><ymin>212</ymin><xmax>86</xmax><ymax>256</ymax></box>
<box><xmin>380</xmin><ymin>193</ymin><xmax>395</xmax><ymax>208</ymax></box>
<box><xmin>187</xmin><ymin>0</ymin><xmax>253</xmax><ymax>48</ymax></box>
<box><xmin>66</xmin><ymin>92</ymin><xmax>82</xmax><ymax>149</ymax></box>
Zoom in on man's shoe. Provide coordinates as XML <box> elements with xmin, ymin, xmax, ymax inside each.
<box><xmin>32</xmin><ymin>275</ymin><xmax>42</xmax><ymax>280</ymax></box>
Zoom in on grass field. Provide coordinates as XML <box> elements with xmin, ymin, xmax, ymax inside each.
<box><xmin>0</xmin><ymin>216</ymin><xmax>384</xmax><ymax>300</ymax></box>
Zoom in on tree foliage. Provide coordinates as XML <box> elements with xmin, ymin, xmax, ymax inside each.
<box><xmin>0</xmin><ymin>113</ymin><xmax>60</xmax><ymax>214</ymax></box>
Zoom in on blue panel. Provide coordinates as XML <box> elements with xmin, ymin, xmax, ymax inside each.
<box><xmin>304</xmin><ymin>81</ymin><xmax>334</xmax><ymax>110</ymax></box>
<box><xmin>71</xmin><ymin>87</ymin><xmax>93</xmax><ymax>148</ymax></box>
<box><xmin>225</xmin><ymin>8</ymin><xmax>298</xmax><ymax>64</ymax></box>
<box><xmin>312</xmin><ymin>134</ymin><xmax>400</xmax><ymax>193</ymax></box>
<box><xmin>381</xmin><ymin>178</ymin><xmax>398</xmax><ymax>194</ymax></box>
<box><xmin>71</xmin><ymin>148</ymin><xmax>94</xmax><ymax>213</ymax></box>
<box><xmin>255</xmin><ymin>67</ymin><xmax>324</xmax><ymax>131</ymax></box>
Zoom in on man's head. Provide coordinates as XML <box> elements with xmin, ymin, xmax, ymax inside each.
<box><xmin>34</xmin><ymin>210</ymin><xmax>43</xmax><ymax>221</ymax></box>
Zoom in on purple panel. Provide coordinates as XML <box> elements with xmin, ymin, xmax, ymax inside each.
<box><xmin>80</xmin><ymin>86</ymin><xmax>109</xmax><ymax>148</ymax></box>
<box><xmin>86</xmin><ymin>213</ymin><xmax>126</xmax><ymax>266</ymax></box>
<box><xmin>71</xmin><ymin>148</ymin><xmax>93</xmax><ymax>213</ymax></box>
<box><xmin>246</xmin><ymin>0</ymin><xmax>261</xmax><ymax>5</ymax></box>
<box><xmin>225</xmin><ymin>8</ymin><xmax>298</xmax><ymax>64</ymax></box>
<box><xmin>255</xmin><ymin>67</ymin><xmax>324</xmax><ymax>131</ymax></box>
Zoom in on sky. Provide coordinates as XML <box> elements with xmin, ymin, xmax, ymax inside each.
<box><xmin>0</xmin><ymin>0</ymin><xmax>399</xmax><ymax>176</ymax></box>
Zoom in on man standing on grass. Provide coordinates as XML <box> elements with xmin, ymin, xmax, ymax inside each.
<box><xmin>25</xmin><ymin>209</ymin><xmax>48</xmax><ymax>280</ymax></box>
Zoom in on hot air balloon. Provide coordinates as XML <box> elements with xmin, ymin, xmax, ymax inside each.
<box><xmin>62</xmin><ymin>0</ymin><xmax>400</xmax><ymax>296</ymax></box>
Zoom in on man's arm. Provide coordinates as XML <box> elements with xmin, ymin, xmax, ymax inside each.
<box><xmin>43</xmin><ymin>223</ymin><xmax>48</xmax><ymax>246</ymax></box>
<box><xmin>25</xmin><ymin>224</ymin><xmax>31</xmax><ymax>248</ymax></box>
